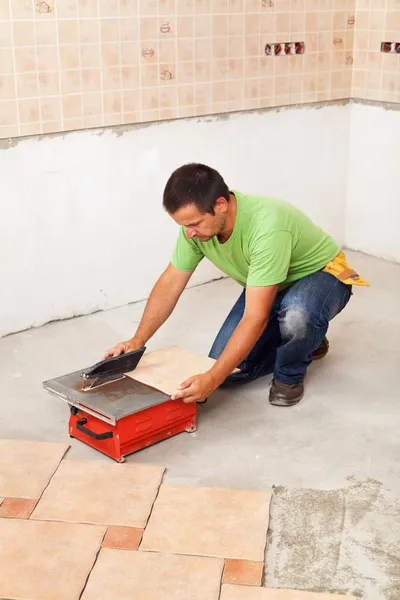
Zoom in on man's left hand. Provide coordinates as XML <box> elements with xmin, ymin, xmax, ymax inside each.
<box><xmin>171</xmin><ymin>371</ymin><xmax>218</xmax><ymax>404</ymax></box>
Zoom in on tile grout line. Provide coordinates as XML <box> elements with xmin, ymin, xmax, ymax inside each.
<box><xmin>137</xmin><ymin>468</ymin><xmax>167</xmax><ymax>551</ymax></box>
<box><xmin>78</xmin><ymin>527</ymin><xmax>108</xmax><ymax>600</ymax></box>
<box><xmin>261</xmin><ymin>488</ymin><xmax>275</xmax><ymax>588</ymax></box>
<box><xmin>28</xmin><ymin>445</ymin><xmax>70</xmax><ymax>519</ymax></box>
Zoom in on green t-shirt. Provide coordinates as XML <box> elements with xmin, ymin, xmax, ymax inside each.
<box><xmin>171</xmin><ymin>190</ymin><xmax>340</xmax><ymax>289</ymax></box>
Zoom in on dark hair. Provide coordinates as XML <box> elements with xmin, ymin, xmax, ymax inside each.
<box><xmin>163</xmin><ymin>163</ymin><xmax>230</xmax><ymax>215</ymax></box>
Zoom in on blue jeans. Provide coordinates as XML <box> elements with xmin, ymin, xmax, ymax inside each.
<box><xmin>209</xmin><ymin>271</ymin><xmax>352</xmax><ymax>385</ymax></box>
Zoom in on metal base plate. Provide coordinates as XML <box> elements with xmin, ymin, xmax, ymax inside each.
<box><xmin>43</xmin><ymin>371</ymin><xmax>169</xmax><ymax>426</ymax></box>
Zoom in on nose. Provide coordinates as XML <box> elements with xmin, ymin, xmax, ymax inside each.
<box><xmin>185</xmin><ymin>227</ymin><xmax>196</xmax><ymax>239</ymax></box>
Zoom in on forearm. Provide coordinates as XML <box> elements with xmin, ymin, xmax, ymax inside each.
<box><xmin>209</xmin><ymin>314</ymin><xmax>269</xmax><ymax>385</ymax></box>
<box><xmin>133</xmin><ymin>268</ymin><xmax>190</xmax><ymax>345</ymax></box>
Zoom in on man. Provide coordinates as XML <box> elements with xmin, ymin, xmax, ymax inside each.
<box><xmin>104</xmin><ymin>163</ymin><xmax>366</xmax><ymax>407</ymax></box>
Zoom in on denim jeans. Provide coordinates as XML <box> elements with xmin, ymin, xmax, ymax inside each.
<box><xmin>209</xmin><ymin>271</ymin><xmax>352</xmax><ymax>385</ymax></box>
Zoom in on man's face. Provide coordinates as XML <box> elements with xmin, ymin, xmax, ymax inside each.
<box><xmin>170</xmin><ymin>199</ymin><xmax>227</xmax><ymax>242</ymax></box>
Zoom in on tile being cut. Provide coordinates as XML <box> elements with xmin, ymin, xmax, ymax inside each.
<box><xmin>82</xmin><ymin>548</ymin><xmax>224</xmax><ymax>600</ymax></box>
<box><xmin>125</xmin><ymin>345</ymin><xmax>219</xmax><ymax>396</ymax></box>
<box><xmin>32</xmin><ymin>459</ymin><xmax>165</xmax><ymax>527</ymax></box>
<box><xmin>0</xmin><ymin>439</ymin><xmax>69</xmax><ymax>498</ymax></box>
<box><xmin>141</xmin><ymin>484</ymin><xmax>271</xmax><ymax>560</ymax></box>
<box><xmin>220</xmin><ymin>586</ymin><xmax>356</xmax><ymax>599</ymax></box>
<box><xmin>0</xmin><ymin>518</ymin><xmax>106</xmax><ymax>600</ymax></box>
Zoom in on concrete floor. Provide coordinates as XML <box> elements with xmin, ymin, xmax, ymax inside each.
<box><xmin>1</xmin><ymin>250</ymin><xmax>399</xmax><ymax>598</ymax></box>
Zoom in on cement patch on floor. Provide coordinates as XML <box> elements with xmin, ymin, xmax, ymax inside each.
<box><xmin>265</xmin><ymin>477</ymin><xmax>400</xmax><ymax>600</ymax></box>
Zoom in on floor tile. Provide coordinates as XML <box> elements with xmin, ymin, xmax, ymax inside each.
<box><xmin>102</xmin><ymin>525</ymin><xmax>143</xmax><ymax>550</ymax></box>
<box><xmin>223</xmin><ymin>560</ymin><xmax>264</xmax><ymax>586</ymax></box>
<box><xmin>220</xmin><ymin>586</ymin><xmax>355</xmax><ymax>599</ymax></box>
<box><xmin>0</xmin><ymin>518</ymin><xmax>106</xmax><ymax>600</ymax></box>
<box><xmin>82</xmin><ymin>548</ymin><xmax>224</xmax><ymax>600</ymax></box>
<box><xmin>32</xmin><ymin>459</ymin><xmax>165</xmax><ymax>527</ymax></box>
<box><xmin>141</xmin><ymin>484</ymin><xmax>271</xmax><ymax>560</ymax></box>
<box><xmin>125</xmin><ymin>345</ymin><xmax>219</xmax><ymax>396</ymax></box>
<box><xmin>0</xmin><ymin>439</ymin><xmax>69</xmax><ymax>498</ymax></box>
<box><xmin>0</xmin><ymin>497</ymin><xmax>37</xmax><ymax>518</ymax></box>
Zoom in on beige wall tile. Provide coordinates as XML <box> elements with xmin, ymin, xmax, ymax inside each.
<box><xmin>82</xmin><ymin>92</ymin><xmax>103</xmax><ymax>116</ymax></box>
<box><xmin>57</xmin><ymin>0</ymin><xmax>78</xmax><ymax>19</ymax></box>
<box><xmin>98</xmin><ymin>0</ymin><xmax>119</xmax><ymax>18</ymax></box>
<box><xmin>82</xmin><ymin>68</ymin><xmax>101</xmax><ymax>92</ymax></box>
<box><xmin>81</xmin><ymin>45</ymin><xmax>101</xmax><ymax>69</ymax></box>
<box><xmin>18</xmin><ymin>98</ymin><xmax>40</xmax><ymax>123</ymax></box>
<box><xmin>122</xmin><ymin>89</ymin><xmax>140</xmax><ymax>112</ymax></box>
<box><xmin>79</xmin><ymin>19</ymin><xmax>99</xmax><ymax>43</ymax></box>
<box><xmin>122</xmin><ymin>65</ymin><xmax>140</xmax><ymax>88</ymax></box>
<box><xmin>0</xmin><ymin>22</ymin><xmax>12</xmax><ymax>47</ymax></box>
<box><xmin>121</xmin><ymin>41</ymin><xmax>139</xmax><ymax>65</ymax></box>
<box><xmin>58</xmin><ymin>20</ymin><xmax>79</xmax><ymax>45</ymax></box>
<box><xmin>0</xmin><ymin>48</ymin><xmax>13</xmax><ymax>75</ymax></box>
<box><xmin>16</xmin><ymin>73</ymin><xmax>38</xmax><ymax>98</ymax></box>
<box><xmin>12</xmin><ymin>0</ymin><xmax>35</xmax><ymax>20</ymax></box>
<box><xmin>100</xmin><ymin>18</ymin><xmax>120</xmax><ymax>42</ymax></box>
<box><xmin>0</xmin><ymin>100</ymin><xmax>17</xmax><ymax>126</ymax></box>
<box><xmin>79</xmin><ymin>0</ymin><xmax>99</xmax><ymax>18</ymax></box>
<box><xmin>62</xmin><ymin>94</ymin><xmax>83</xmax><ymax>119</ymax></box>
<box><xmin>120</xmin><ymin>18</ymin><xmax>139</xmax><ymax>41</ymax></box>
<box><xmin>41</xmin><ymin>96</ymin><xmax>61</xmax><ymax>121</ymax></box>
<box><xmin>59</xmin><ymin>45</ymin><xmax>80</xmax><ymax>70</ymax></box>
<box><xmin>13</xmin><ymin>21</ymin><xmax>35</xmax><ymax>46</ymax></box>
<box><xmin>60</xmin><ymin>69</ymin><xmax>82</xmax><ymax>94</ymax></box>
<box><xmin>35</xmin><ymin>20</ymin><xmax>57</xmax><ymax>45</ymax></box>
<box><xmin>103</xmin><ymin>90</ymin><xmax>122</xmax><ymax>113</ymax></box>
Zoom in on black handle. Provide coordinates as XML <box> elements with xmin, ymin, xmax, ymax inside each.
<box><xmin>76</xmin><ymin>418</ymin><xmax>113</xmax><ymax>441</ymax></box>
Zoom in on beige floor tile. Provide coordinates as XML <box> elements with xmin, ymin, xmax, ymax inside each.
<box><xmin>140</xmin><ymin>484</ymin><xmax>271</xmax><ymax>560</ymax></box>
<box><xmin>32</xmin><ymin>459</ymin><xmax>165</xmax><ymax>527</ymax></box>
<box><xmin>0</xmin><ymin>518</ymin><xmax>106</xmax><ymax>600</ymax></box>
<box><xmin>0</xmin><ymin>439</ymin><xmax>69</xmax><ymax>498</ymax></box>
<box><xmin>220</xmin><ymin>585</ymin><xmax>355</xmax><ymax>599</ymax></box>
<box><xmin>125</xmin><ymin>345</ymin><xmax>222</xmax><ymax>396</ymax></box>
<box><xmin>82</xmin><ymin>548</ymin><xmax>224</xmax><ymax>600</ymax></box>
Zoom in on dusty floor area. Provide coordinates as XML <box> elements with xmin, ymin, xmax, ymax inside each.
<box><xmin>1</xmin><ymin>250</ymin><xmax>399</xmax><ymax>599</ymax></box>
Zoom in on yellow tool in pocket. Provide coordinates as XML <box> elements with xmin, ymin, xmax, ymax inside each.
<box><xmin>322</xmin><ymin>252</ymin><xmax>369</xmax><ymax>286</ymax></box>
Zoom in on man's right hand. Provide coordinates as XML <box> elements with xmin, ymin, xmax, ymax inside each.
<box><xmin>102</xmin><ymin>338</ymin><xmax>144</xmax><ymax>360</ymax></box>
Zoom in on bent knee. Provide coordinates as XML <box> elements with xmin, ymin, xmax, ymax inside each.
<box><xmin>280</xmin><ymin>309</ymin><xmax>309</xmax><ymax>341</ymax></box>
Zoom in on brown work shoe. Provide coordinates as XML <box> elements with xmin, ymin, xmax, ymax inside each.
<box><xmin>269</xmin><ymin>379</ymin><xmax>304</xmax><ymax>407</ymax></box>
<box><xmin>312</xmin><ymin>336</ymin><xmax>329</xmax><ymax>361</ymax></box>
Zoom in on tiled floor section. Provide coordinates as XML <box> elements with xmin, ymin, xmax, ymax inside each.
<box><xmin>32</xmin><ymin>459</ymin><xmax>165</xmax><ymax>527</ymax></box>
<box><xmin>0</xmin><ymin>497</ymin><xmax>37</xmax><ymax>518</ymax></box>
<box><xmin>81</xmin><ymin>548</ymin><xmax>224</xmax><ymax>600</ymax></box>
<box><xmin>220</xmin><ymin>586</ymin><xmax>355</xmax><ymax>599</ymax></box>
<box><xmin>0</xmin><ymin>518</ymin><xmax>106</xmax><ymax>600</ymax></box>
<box><xmin>0</xmin><ymin>439</ymin><xmax>69</xmax><ymax>498</ymax></box>
<box><xmin>141</xmin><ymin>484</ymin><xmax>271</xmax><ymax>560</ymax></box>
<box><xmin>223</xmin><ymin>560</ymin><xmax>264</xmax><ymax>587</ymax></box>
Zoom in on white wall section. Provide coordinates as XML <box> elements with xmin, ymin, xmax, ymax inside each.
<box><xmin>1</xmin><ymin>103</ymin><xmax>350</xmax><ymax>336</ymax></box>
<box><xmin>346</xmin><ymin>102</ymin><xmax>400</xmax><ymax>264</ymax></box>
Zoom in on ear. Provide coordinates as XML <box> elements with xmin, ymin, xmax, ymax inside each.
<box><xmin>214</xmin><ymin>196</ymin><xmax>229</xmax><ymax>214</ymax></box>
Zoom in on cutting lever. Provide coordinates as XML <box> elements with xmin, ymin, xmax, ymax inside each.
<box><xmin>80</xmin><ymin>347</ymin><xmax>146</xmax><ymax>391</ymax></box>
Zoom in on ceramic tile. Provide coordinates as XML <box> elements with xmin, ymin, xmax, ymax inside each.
<box><xmin>102</xmin><ymin>525</ymin><xmax>144</xmax><ymax>549</ymax></box>
<box><xmin>32</xmin><ymin>459</ymin><xmax>165</xmax><ymax>527</ymax></box>
<box><xmin>223</xmin><ymin>560</ymin><xmax>264</xmax><ymax>586</ymax></box>
<box><xmin>126</xmin><ymin>345</ymin><xmax>237</xmax><ymax>396</ymax></box>
<box><xmin>0</xmin><ymin>440</ymin><xmax>69</xmax><ymax>499</ymax></box>
<box><xmin>82</xmin><ymin>548</ymin><xmax>224</xmax><ymax>600</ymax></box>
<box><xmin>141</xmin><ymin>485</ymin><xmax>271</xmax><ymax>560</ymax></box>
<box><xmin>0</xmin><ymin>497</ymin><xmax>37</xmax><ymax>518</ymax></box>
<box><xmin>220</xmin><ymin>587</ymin><xmax>355</xmax><ymax>599</ymax></box>
<box><xmin>0</xmin><ymin>518</ymin><xmax>106</xmax><ymax>600</ymax></box>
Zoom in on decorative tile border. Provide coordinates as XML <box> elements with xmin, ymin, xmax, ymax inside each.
<box><xmin>381</xmin><ymin>42</ymin><xmax>400</xmax><ymax>54</ymax></box>
<box><xmin>265</xmin><ymin>42</ymin><xmax>305</xmax><ymax>57</ymax></box>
